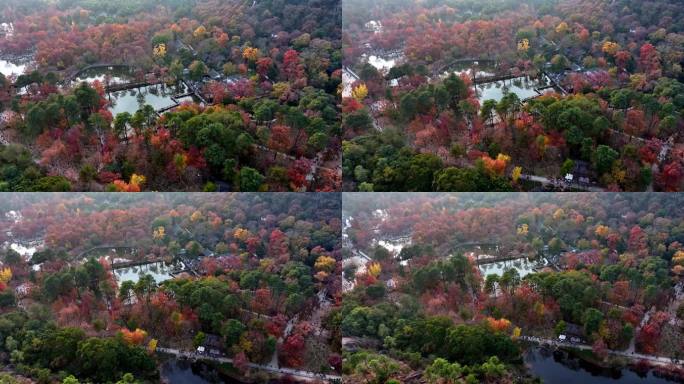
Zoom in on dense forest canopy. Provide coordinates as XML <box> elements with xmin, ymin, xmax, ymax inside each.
<box><xmin>342</xmin><ymin>193</ymin><xmax>684</xmax><ymax>383</ymax></box>
<box><xmin>342</xmin><ymin>0</ymin><xmax>684</xmax><ymax>192</ymax></box>
<box><xmin>0</xmin><ymin>0</ymin><xmax>342</xmax><ymax>192</ymax></box>
<box><xmin>0</xmin><ymin>193</ymin><xmax>342</xmax><ymax>383</ymax></box>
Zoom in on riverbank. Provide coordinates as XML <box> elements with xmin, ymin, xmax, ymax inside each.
<box><xmin>524</xmin><ymin>345</ymin><xmax>684</xmax><ymax>384</ymax></box>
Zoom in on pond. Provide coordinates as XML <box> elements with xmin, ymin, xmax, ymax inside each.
<box><xmin>479</xmin><ymin>256</ymin><xmax>548</xmax><ymax>278</ymax></box>
<box><xmin>1</xmin><ymin>22</ymin><xmax>15</xmax><ymax>37</ymax></box>
<box><xmin>107</xmin><ymin>82</ymin><xmax>190</xmax><ymax>116</ymax></box>
<box><xmin>10</xmin><ymin>242</ymin><xmax>38</xmax><ymax>259</ymax></box>
<box><xmin>476</xmin><ymin>75</ymin><xmax>551</xmax><ymax>103</ymax></box>
<box><xmin>71</xmin><ymin>66</ymin><xmax>195</xmax><ymax>116</ymax></box>
<box><xmin>525</xmin><ymin>347</ymin><xmax>682</xmax><ymax>384</ymax></box>
<box><xmin>365</xmin><ymin>54</ymin><xmax>402</xmax><ymax>73</ymax></box>
<box><xmin>0</xmin><ymin>59</ymin><xmax>27</xmax><ymax>77</ymax></box>
<box><xmin>4</xmin><ymin>210</ymin><xmax>42</xmax><ymax>261</ymax></box>
<box><xmin>442</xmin><ymin>61</ymin><xmax>497</xmax><ymax>79</ymax></box>
<box><xmin>73</xmin><ymin>66</ymin><xmax>134</xmax><ymax>85</ymax></box>
<box><xmin>113</xmin><ymin>260</ymin><xmax>184</xmax><ymax>285</ymax></box>
<box><xmin>378</xmin><ymin>237</ymin><xmax>411</xmax><ymax>255</ymax></box>
<box><xmin>160</xmin><ymin>358</ymin><xmax>279</xmax><ymax>383</ymax></box>
<box><xmin>160</xmin><ymin>359</ymin><xmax>218</xmax><ymax>383</ymax></box>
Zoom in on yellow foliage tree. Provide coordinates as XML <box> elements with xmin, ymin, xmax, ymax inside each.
<box><xmin>193</xmin><ymin>25</ymin><xmax>207</xmax><ymax>38</ymax></box>
<box><xmin>259</xmin><ymin>258</ymin><xmax>275</xmax><ymax>271</ymax></box>
<box><xmin>130</xmin><ymin>174</ymin><xmax>146</xmax><ymax>188</ymax></box>
<box><xmin>368</xmin><ymin>262</ymin><xmax>381</xmax><ymax>278</ymax></box>
<box><xmin>512</xmin><ymin>327</ymin><xmax>522</xmax><ymax>340</ymax></box>
<box><xmin>0</xmin><ymin>268</ymin><xmax>11</xmax><ymax>284</ymax></box>
<box><xmin>552</xmin><ymin>208</ymin><xmax>565</xmax><ymax>220</ymax></box>
<box><xmin>314</xmin><ymin>255</ymin><xmax>336</xmax><ymax>273</ymax></box>
<box><xmin>153</xmin><ymin>226</ymin><xmax>165</xmax><ymax>241</ymax></box>
<box><xmin>351</xmin><ymin>83</ymin><xmax>368</xmax><ymax>101</ymax></box>
<box><xmin>242</xmin><ymin>46</ymin><xmax>260</xmax><ymax>61</ymax></box>
<box><xmin>555</xmin><ymin>22</ymin><xmax>569</xmax><ymax>34</ymax></box>
<box><xmin>672</xmin><ymin>250</ymin><xmax>684</xmax><ymax>266</ymax></box>
<box><xmin>239</xmin><ymin>334</ymin><xmax>253</xmax><ymax>353</ymax></box>
<box><xmin>147</xmin><ymin>339</ymin><xmax>158</xmax><ymax>353</ymax></box>
<box><xmin>234</xmin><ymin>228</ymin><xmax>251</xmax><ymax>242</ymax></box>
<box><xmin>595</xmin><ymin>225</ymin><xmax>610</xmax><ymax>238</ymax></box>
<box><xmin>517</xmin><ymin>38</ymin><xmax>530</xmax><ymax>52</ymax></box>
<box><xmin>190</xmin><ymin>210</ymin><xmax>202</xmax><ymax>222</ymax></box>
<box><xmin>511</xmin><ymin>166</ymin><xmax>522</xmax><ymax>184</ymax></box>
<box><xmin>602</xmin><ymin>41</ymin><xmax>620</xmax><ymax>56</ymax></box>
<box><xmin>153</xmin><ymin>43</ymin><xmax>167</xmax><ymax>59</ymax></box>
<box><xmin>272</xmin><ymin>82</ymin><xmax>290</xmax><ymax>99</ymax></box>
<box><xmin>517</xmin><ymin>224</ymin><xmax>529</xmax><ymax>236</ymax></box>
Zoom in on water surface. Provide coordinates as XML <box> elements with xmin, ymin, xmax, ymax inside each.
<box><xmin>113</xmin><ymin>260</ymin><xmax>183</xmax><ymax>285</ymax></box>
<box><xmin>108</xmin><ymin>83</ymin><xmax>188</xmax><ymax>116</ymax></box>
<box><xmin>476</xmin><ymin>75</ymin><xmax>550</xmax><ymax>103</ymax></box>
<box><xmin>525</xmin><ymin>347</ymin><xmax>681</xmax><ymax>384</ymax></box>
<box><xmin>0</xmin><ymin>59</ymin><xmax>26</xmax><ymax>77</ymax></box>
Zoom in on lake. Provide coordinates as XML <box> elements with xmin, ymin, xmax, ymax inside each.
<box><xmin>458</xmin><ymin>244</ymin><xmax>548</xmax><ymax>278</ymax></box>
<box><xmin>73</xmin><ymin>66</ymin><xmax>134</xmax><ymax>85</ymax></box>
<box><xmin>107</xmin><ymin>82</ymin><xmax>190</xmax><ymax>116</ymax></box>
<box><xmin>4</xmin><ymin>210</ymin><xmax>42</xmax><ymax>261</ymax></box>
<box><xmin>10</xmin><ymin>242</ymin><xmax>38</xmax><ymax>259</ymax></box>
<box><xmin>476</xmin><ymin>75</ymin><xmax>551</xmax><ymax>103</ymax></box>
<box><xmin>367</xmin><ymin>55</ymin><xmax>397</xmax><ymax>72</ymax></box>
<box><xmin>113</xmin><ymin>260</ymin><xmax>184</xmax><ymax>285</ymax></box>
<box><xmin>442</xmin><ymin>61</ymin><xmax>497</xmax><ymax>79</ymax></box>
<box><xmin>525</xmin><ymin>347</ymin><xmax>681</xmax><ymax>384</ymax></box>
<box><xmin>160</xmin><ymin>359</ymin><xmax>219</xmax><ymax>383</ymax></box>
<box><xmin>0</xmin><ymin>59</ymin><xmax>26</xmax><ymax>77</ymax></box>
<box><xmin>479</xmin><ymin>256</ymin><xmax>548</xmax><ymax>278</ymax></box>
<box><xmin>160</xmin><ymin>358</ymin><xmax>279</xmax><ymax>383</ymax></box>
<box><xmin>378</xmin><ymin>237</ymin><xmax>411</xmax><ymax>255</ymax></box>
<box><xmin>71</xmin><ymin>66</ymin><xmax>194</xmax><ymax>116</ymax></box>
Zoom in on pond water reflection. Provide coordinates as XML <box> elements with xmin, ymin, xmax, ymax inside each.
<box><xmin>525</xmin><ymin>347</ymin><xmax>681</xmax><ymax>384</ymax></box>
<box><xmin>160</xmin><ymin>359</ymin><xmax>218</xmax><ymax>384</ymax></box>
<box><xmin>0</xmin><ymin>59</ymin><xmax>27</xmax><ymax>77</ymax></box>
<box><xmin>107</xmin><ymin>83</ymin><xmax>189</xmax><ymax>116</ymax></box>
<box><xmin>113</xmin><ymin>260</ymin><xmax>183</xmax><ymax>285</ymax></box>
<box><xmin>73</xmin><ymin>66</ymin><xmax>134</xmax><ymax>85</ymax></box>
<box><xmin>476</xmin><ymin>75</ymin><xmax>550</xmax><ymax>103</ymax></box>
<box><xmin>479</xmin><ymin>257</ymin><xmax>548</xmax><ymax>278</ymax></box>
<box><xmin>160</xmin><ymin>358</ymin><xmax>278</xmax><ymax>384</ymax></box>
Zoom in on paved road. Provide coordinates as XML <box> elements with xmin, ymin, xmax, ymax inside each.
<box><xmin>156</xmin><ymin>347</ymin><xmax>341</xmax><ymax>382</ymax></box>
<box><xmin>520</xmin><ymin>336</ymin><xmax>679</xmax><ymax>366</ymax></box>
<box><xmin>520</xmin><ymin>174</ymin><xmax>606</xmax><ymax>192</ymax></box>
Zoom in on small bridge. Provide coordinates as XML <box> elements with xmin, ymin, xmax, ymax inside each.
<box><xmin>451</xmin><ymin>242</ymin><xmax>517</xmax><ymax>265</ymax></box>
<box><xmin>343</xmin><ymin>66</ymin><xmax>360</xmax><ymax>81</ymax></box>
<box><xmin>105</xmin><ymin>80</ymin><xmax>156</xmax><ymax>93</ymax></box>
<box><xmin>110</xmin><ymin>257</ymin><xmax>165</xmax><ymax>269</ymax></box>
<box><xmin>156</xmin><ymin>103</ymin><xmax>182</xmax><ymax>114</ymax></box>
<box><xmin>472</xmin><ymin>253</ymin><xmax>531</xmax><ymax>266</ymax></box>
<box><xmin>542</xmin><ymin>70</ymin><xmax>568</xmax><ymax>94</ymax></box>
<box><xmin>472</xmin><ymin>72</ymin><xmax>518</xmax><ymax>85</ymax></box>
